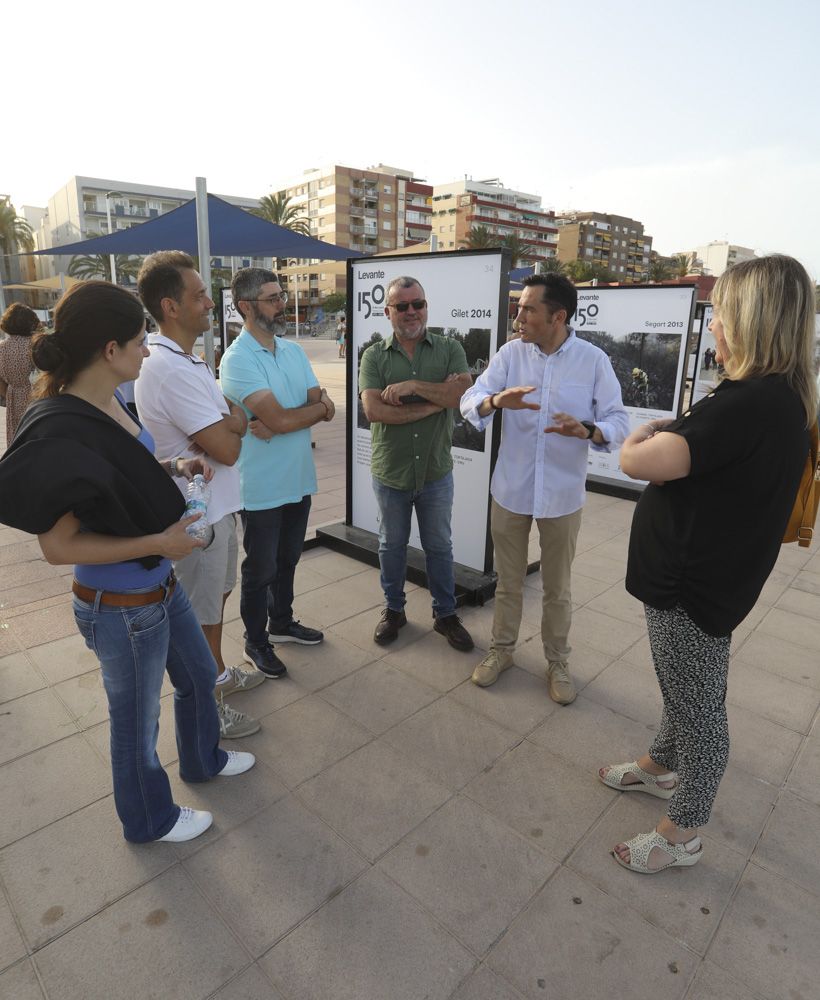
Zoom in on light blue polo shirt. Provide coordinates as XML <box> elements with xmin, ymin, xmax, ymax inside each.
<box><xmin>219</xmin><ymin>328</ymin><xmax>319</xmax><ymax>510</ymax></box>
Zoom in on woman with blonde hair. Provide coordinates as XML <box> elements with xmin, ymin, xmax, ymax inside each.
<box><xmin>600</xmin><ymin>254</ymin><xmax>816</xmax><ymax>873</ymax></box>
<box><xmin>0</xmin><ymin>281</ymin><xmax>255</xmax><ymax>844</ymax></box>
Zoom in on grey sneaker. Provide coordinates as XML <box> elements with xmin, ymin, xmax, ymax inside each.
<box><xmin>216</xmin><ymin>665</ymin><xmax>266</xmax><ymax>697</ymax></box>
<box><xmin>216</xmin><ymin>695</ymin><xmax>261</xmax><ymax>738</ymax></box>
<box><xmin>471</xmin><ymin>648</ymin><xmax>514</xmax><ymax>687</ymax></box>
<box><xmin>547</xmin><ymin>660</ymin><xmax>576</xmax><ymax>705</ymax></box>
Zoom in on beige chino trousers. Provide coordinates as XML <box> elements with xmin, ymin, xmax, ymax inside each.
<box><xmin>490</xmin><ymin>499</ymin><xmax>582</xmax><ymax>663</ymax></box>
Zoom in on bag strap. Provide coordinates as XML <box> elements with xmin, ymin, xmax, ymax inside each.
<box><xmin>797</xmin><ymin>423</ymin><xmax>820</xmax><ymax>546</ymax></box>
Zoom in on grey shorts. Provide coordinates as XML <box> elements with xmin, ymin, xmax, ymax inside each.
<box><xmin>174</xmin><ymin>512</ymin><xmax>238</xmax><ymax>625</ymax></box>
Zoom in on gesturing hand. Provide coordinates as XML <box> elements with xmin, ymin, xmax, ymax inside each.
<box><xmin>543</xmin><ymin>412</ymin><xmax>588</xmax><ymax>438</ymax></box>
<box><xmin>491</xmin><ymin>386</ymin><xmax>540</xmax><ymax>410</ymax></box>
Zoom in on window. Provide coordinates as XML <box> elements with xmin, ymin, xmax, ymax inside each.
<box><xmin>383</xmin><ymin>203</ymin><xmax>392</xmax><ymax>212</ymax></box>
<box><xmin>384</xmin><ymin>184</ymin><xmax>392</xmax><ymax>194</ymax></box>
<box><xmin>383</xmin><ymin>221</ymin><xmax>392</xmax><ymax>230</ymax></box>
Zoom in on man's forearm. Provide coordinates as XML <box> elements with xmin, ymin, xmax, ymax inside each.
<box><xmin>409</xmin><ymin>377</ymin><xmax>470</xmax><ymax>409</ymax></box>
<box><xmin>368</xmin><ymin>400</ymin><xmax>442</xmax><ymax>425</ymax></box>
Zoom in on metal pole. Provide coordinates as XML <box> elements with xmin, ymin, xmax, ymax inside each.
<box><xmin>105</xmin><ymin>195</ymin><xmax>118</xmax><ymax>285</ymax></box>
<box><xmin>195</xmin><ymin>178</ymin><xmax>215</xmax><ymax>370</ymax></box>
<box><xmin>294</xmin><ymin>277</ymin><xmax>300</xmax><ymax>338</ymax></box>
<box><xmin>0</xmin><ymin>267</ymin><xmax>6</xmax><ymax>314</ymax></box>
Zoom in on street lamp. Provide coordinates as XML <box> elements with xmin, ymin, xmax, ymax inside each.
<box><xmin>104</xmin><ymin>191</ymin><xmax>123</xmax><ymax>284</ymax></box>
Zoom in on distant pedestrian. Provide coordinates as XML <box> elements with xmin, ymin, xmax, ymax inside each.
<box><xmin>0</xmin><ymin>303</ymin><xmax>40</xmax><ymax>441</ymax></box>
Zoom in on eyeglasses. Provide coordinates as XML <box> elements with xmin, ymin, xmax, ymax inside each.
<box><xmin>388</xmin><ymin>299</ymin><xmax>427</xmax><ymax>313</ymax></box>
<box><xmin>246</xmin><ymin>292</ymin><xmax>288</xmax><ymax>305</ymax></box>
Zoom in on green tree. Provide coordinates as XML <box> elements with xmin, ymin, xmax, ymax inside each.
<box><xmin>0</xmin><ymin>197</ymin><xmax>34</xmax><ymax>283</ymax></box>
<box><xmin>460</xmin><ymin>225</ymin><xmax>499</xmax><ymax>250</ymax></box>
<box><xmin>564</xmin><ymin>259</ymin><xmax>616</xmax><ymax>283</ymax></box>
<box><xmin>649</xmin><ymin>257</ymin><xmax>671</xmax><ymax>282</ymax></box>
<box><xmin>252</xmin><ymin>192</ymin><xmax>310</xmax><ymax>235</ymax></box>
<box><xmin>540</xmin><ymin>256</ymin><xmax>566</xmax><ymax>275</ymax></box>
<box><xmin>67</xmin><ymin>251</ymin><xmax>142</xmax><ymax>282</ymax></box>
<box><xmin>671</xmin><ymin>252</ymin><xmax>697</xmax><ymax>278</ymax></box>
<box><xmin>499</xmin><ymin>234</ymin><xmax>538</xmax><ymax>269</ymax></box>
<box><xmin>321</xmin><ymin>292</ymin><xmax>347</xmax><ymax>315</ymax></box>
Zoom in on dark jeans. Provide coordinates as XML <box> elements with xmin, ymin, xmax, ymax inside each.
<box><xmin>240</xmin><ymin>496</ymin><xmax>311</xmax><ymax>645</ymax></box>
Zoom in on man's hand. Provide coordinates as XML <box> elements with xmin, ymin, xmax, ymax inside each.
<box><xmin>178</xmin><ymin>457</ymin><xmax>215</xmax><ymax>481</ymax></box>
<box><xmin>381</xmin><ymin>380</ymin><xmax>417</xmax><ymax>406</ymax></box>
<box><xmin>249</xmin><ymin>418</ymin><xmax>274</xmax><ymax>440</ymax></box>
<box><xmin>543</xmin><ymin>412</ymin><xmax>590</xmax><ymax>438</ymax></box>
<box><xmin>320</xmin><ymin>388</ymin><xmax>336</xmax><ymax>421</ymax></box>
<box><xmin>493</xmin><ymin>386</ymin><xmax>540</xmax><ymax>410</ymax></box>
<box><xmin>227</xmin><ymin>401</ymin><xmax>248</xmax><ymax>436</ymax></box>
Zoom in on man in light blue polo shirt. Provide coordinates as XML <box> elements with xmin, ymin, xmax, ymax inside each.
<box><xmin>220</xmin><ymin>268</ymin><xmax>336</xmax><ymax>677</ymax></box>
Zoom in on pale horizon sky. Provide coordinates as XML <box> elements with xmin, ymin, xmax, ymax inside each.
<box><xmin>5</xmin><ymin>0</ymin><xmax>819</xmax><ymax>274</ymax></box>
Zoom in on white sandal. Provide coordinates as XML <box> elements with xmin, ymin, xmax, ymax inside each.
<box><xmin>599</xmin><ymin>760</ymin><xmax>678</xmax><ymax>800</ymax></box>
<box><xmin>612</xmin><ymin>829</ymin><xmax>702</xmax><ymax>874</ymax></box>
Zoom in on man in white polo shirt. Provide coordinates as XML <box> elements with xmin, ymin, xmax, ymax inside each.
<box><xmin>220</xmin><ymin>267</ymin><xmax>335</xmax><ymax>678</ymax></box>
<box><xmin>135</xmin><ymin>251</ymin><xmax>265</xmax><ymax>739</ymax></box>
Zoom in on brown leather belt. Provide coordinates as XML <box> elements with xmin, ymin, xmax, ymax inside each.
<box><xmin>72</xmin><ymin>572</ymin><xmax>176</xmax><ymax>608</ymax></box>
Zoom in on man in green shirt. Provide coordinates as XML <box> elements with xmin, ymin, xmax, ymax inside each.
<box><xmin>359</xmin><ymin>275</ymin><xmax>475</xmax><ymax>650</ymax></box>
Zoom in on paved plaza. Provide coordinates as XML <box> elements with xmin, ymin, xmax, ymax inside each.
<box><xmin>1</xmin><ymin>338</ymin><xmax>819</xmax><ymax>1000</ymax></box>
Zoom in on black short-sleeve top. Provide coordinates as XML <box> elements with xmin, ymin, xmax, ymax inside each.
<box><xmin>626</xmin><ymin>375</ymin><xmax>807</xmax><ymax>636</ymax></box>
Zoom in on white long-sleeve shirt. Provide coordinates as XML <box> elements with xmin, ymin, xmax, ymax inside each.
<box><xmin>461</xmin><ymin>331</ymin><xmax>629</xmax><ymax>518</ymax></box>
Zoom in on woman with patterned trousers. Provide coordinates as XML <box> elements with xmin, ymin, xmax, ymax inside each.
<box><xmin>599</xmin><ymin>255</ymin><xmax>817</xmax><ymax>873</ymax></box>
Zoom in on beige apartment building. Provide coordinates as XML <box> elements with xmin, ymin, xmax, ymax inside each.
<box><xmin>431</xmin><ymin>178</ymin><xmax>558</xmax><ymax>264</ymax></box>
<box><xmin>556</xmin><ymin>211</ymin><xmax>652</xmax><ymax>281</ymax></box>
<box><xmin>273</xmin><ymin>164</ymin><xmax>433</xmax><ymax>309</ymax></box>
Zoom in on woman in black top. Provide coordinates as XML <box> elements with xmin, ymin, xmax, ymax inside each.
<box><xmin>599</xmin><ymin>255</ymin><xmax>817</xmax><ymax>873</ymax></box>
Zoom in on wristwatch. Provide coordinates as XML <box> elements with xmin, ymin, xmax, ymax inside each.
<box><xmin>580</xmin><ymin>421</ymin><xmax>596</xmax><ymax>440</ymax></box>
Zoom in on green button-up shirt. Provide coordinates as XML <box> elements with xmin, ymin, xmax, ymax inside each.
<box><xmin>359</xmin><ymin>330</ymin><xmax>469</xmax><ymax>491</ymax></box>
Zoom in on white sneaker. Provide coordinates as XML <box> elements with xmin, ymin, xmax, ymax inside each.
<box><xmin>218</xmin><ymin>750</ymin><xmax>256</xmax><ymax>776</ymax></box>
<box><xmin>157</xmin><ymin>807</ymin><xmax>213</xmax><ymax>843</ymax></box>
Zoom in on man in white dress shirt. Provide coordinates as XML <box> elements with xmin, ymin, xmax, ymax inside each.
<box><xmin>461</xmin><ymin>274</ymin><xmax>629</xmax><ymax>704</ymax></box>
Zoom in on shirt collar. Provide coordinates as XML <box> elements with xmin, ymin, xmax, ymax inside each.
<box><xmin>527</xmin><ymin>327</ymin><xmax>577</xmax><ymax>358</ymax></box>
<box><xmin>240</xmin><ymin>326</ymin><xmax>282</xmax><ymax>353</ymax></box>
<box><xmin>148</xmin><ymin>332</ymin><xmax>209</xmax><ymax>365</ymax></box>
<box><xmin>383</xmin><ymin>329</ymin><xmax>433</xmax><ymax>351</ymax></box>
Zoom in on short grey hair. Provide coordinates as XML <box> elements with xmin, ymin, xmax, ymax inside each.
<box><xmin>231</xmin><ymin>267</ymin><xmax>279</xmax><ymax>319</ymax></box>
<box><xmin>386</xmin><ymin>275</ymin><xmax>425</xmax><ymax>304</ymax></box>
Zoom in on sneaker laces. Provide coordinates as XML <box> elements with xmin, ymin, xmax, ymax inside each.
<box><xmin>176</xmin><ymin>806</ymin><xmax>195</xmax><ymax>824</ymax></box>
<box><xmin>224</xmin><ymin>666</ymin><xmax>254</xmax><ymax>690</ymax></box>
<box><xmin>217</xmin><ymin>694</ymin><xmax>248</xmax><ymax>729</ymax></box>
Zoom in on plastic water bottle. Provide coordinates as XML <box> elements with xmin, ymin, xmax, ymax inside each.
<box><xmin>183</xmin><ymin>475</ymin><xmax>213</xmax><ymax>545</ymax></box>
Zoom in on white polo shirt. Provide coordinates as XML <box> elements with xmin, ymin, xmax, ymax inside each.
<box><xmin>135</xmin><ymin>333</ymin><xmax>241</xmax><ymax>524</ymax></box>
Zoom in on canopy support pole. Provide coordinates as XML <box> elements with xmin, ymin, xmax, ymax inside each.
<box><xmin>195</xmin><ymin>178</ymin><xmax>215</xmax><ymax>370</ymax></box>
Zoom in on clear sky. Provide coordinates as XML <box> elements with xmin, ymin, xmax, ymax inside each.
<box><xmin>5</xmin><ymin>0</ymin><xmax>819</xmax><ymax>274</ymax></box>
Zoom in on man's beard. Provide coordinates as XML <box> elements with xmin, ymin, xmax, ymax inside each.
<box><xmin>252</xmin><ymin>305</ymin><xmax>287</xmax><ymax>335</ymax></box>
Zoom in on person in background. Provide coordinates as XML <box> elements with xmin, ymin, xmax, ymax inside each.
<box><xmin>602</xmin><ymin>255</ymin><xmax>817</xmax><ymax>873</ymax></box>
<box><xmin>0</xmin><ymin>303</ymin><xmax>40</xmax><ymax>441</ymax></box>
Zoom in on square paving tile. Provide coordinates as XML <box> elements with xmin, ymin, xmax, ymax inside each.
<box><xmin>708</xmin><ymin>863</ymin><xmax>820</xmax><ymax>1000</ymax></box>
<box><xmin>25</xmin><ymin>633</ymin><xmax>99</xmax><ymax>685</ymax></box>
<box><xmin>0</xmin><ymin>890</ymin><xmax>26</xmax><ymax>973</ymax></box>
<box><xmin>0</xmin><ymin>734</ymin><xmax>110</xmax><ymax>848</ymax></box>
<box><xmin>242</xmin><ymin>695</ymin><xmax>371</xmax><ymax>787</ymax></box>
<box><xmin>464</xmin><ymin>740</ymin><xmax>612</xmax><ymax>860</ymax></box>
<box><xmin>211</xmin><ymin>964</ymin><xmax>285</xmax><ymax>999</ymax></box>
<box><xmin>454</xmin><ymin>604</ymin><xmax>540</xmax><ymax>657</ymax></box>
<box><xmin>301</xmin><ymin>550</ymin><xmax>373</xmax><ymax>583</ymax></box>
<box><xmin>571</xmin><ymin>549</ymin><xmax>628</xmax><ymax>585</ymax></box>
<box><xmin>380</xmin><ymin>795</ymin><xmax>556</xmax><ymax>955</ymax></box>
<box><xmin>751</xmin><ymin>790</ymin><xmax>820</xmax><ymax>889</ymax></box>
<box><xmin>184</xmin><ymin>796</ymin><xmax>367</xmax><ymax>958</ymax></box>
<box><xmin>732</xmin><ymin>630</ymin><xmax>820</xmax><ymax>691</ymax></box>
<box><xmin>0</xmin><ymin>797</ymin><xmax>177</xmax><ymax>950</ymax></box>
<box><xmin>0</xmin><ymin>960</ymin><xmax>45</xmax><ymax>1000</ymax></box>
<box><xmin>514</xmin><ymin>635</ymin><xmax>613</xmax><ymax>691</ymax></box>
<box><xmin>725</xmin><ymin>704</ymin><xmax>802</xmax><ymax>785</ymax></box>
<box><xmin>53</xmin><ymin>670</ymin><xmax>112</xmax><ymax>730</ymax></box>
<box><xmin>726</xmin><ymin>659</ymin><xmax>819</xmax><ymax>734</ymax></box>
<box><xmin>271</xmin><ymin>633</ymin><xmax>377</xmax><ymax>693</ymax></box>
<box><xmin>328</xmin><ymin>605</ymin><xmax>429</xmax><ymax>656</ymax></box>
<box><xmin>582</xmin><ymin>656</ymin><xmax>664</xmax><ymax>727</ymax></box>
<box><xmin>320</xmin><ymin>660</ymin><xmax>439</xmax><ymax>735</ymax></box>
<box><xmin>487</xmin><ymin>867</ymin><xmax>697</xmax><ymax>1000</ymax></box>
<box><xmin>685</xmin><ymin>960</ymin><xmax>768</xmax><ymax>999</ymax></box>
<box><xmin>560</xmin><ymin>606</ymin><xmax>645</xmax><ymax>657</ymax></box>
<box><xmin>757</xmin><ymin>606</ymin><xmax>820</xmax><ymax>651</ymax></box>
<box><xmin>381</xmin><ymin>630</ymin><xmax>484</xmax><ymax>693</ymax></box>
<box><xmin>5</xmin><ymin>602</ymin><xmax>78</xmax><ymax>649</ymax></box>
<box><xmin>0</xmin><ymin>688</ymin><xmax>78</xmax><ymax>764</ymax></box>
<box><xmin>449</xmin><ymin>964</ymin><xmax>522</xmax><ymax>1000</ymax></box>
<box><xmin>448</xmin><ymin>667</ymin><xmax>558</xmax><ymax>737</ymax></box>
<box><xmin>382</xmin><ymin>696</ymin><xmax>518</xmax><ymax>792</ymax></box>
<box><xmin>0</xmin><ymin>653</ymin><xmax>44</xmax><ymax>704</ymax></box>
<box><xmin>705</xmin><ymin>764</ymin><xmax>778</xmax><ymax>856</ymax></box>
<box><xmin>298</xmin><ymin>740</ymin><xmax>451</xmax><ymax>861</ymax></box>
<box><xmin>34</xmin><ymin>866</ymin><xmax>246</xmax><ymax>1000</ymax></box>
<box><xmin>289</xmin><ymin>575</ymin><xmax>384</xmax><ymax>628</ymax></box>
<box><xmin>785</xmin><ymin>731</ymin><xmax>820</xmax><ymax>805</ymax></box>
<box><xmin>586</xmin><ymin>586</ymin><xmax>647</xmax><ymax>628</ymax></box>
<box><xmin>567</xmin><ymin>795</ymin><xmax>747</xmax><ymax>955</ymax></box>
<box><xmin>260</xmin><ymin>868</ymin><xmax>475</xmax><ymax>1000</ymax></box>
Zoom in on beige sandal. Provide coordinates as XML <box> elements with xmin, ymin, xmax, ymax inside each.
<box><xmin>612</xmin><ymin>829</ymin><xmax>702</xmax><ymax>874</ymax></box>
<box><xmin>599</xmin><ymin>761</ymin><xmax>678</xmax><ymax>800</ymax></box>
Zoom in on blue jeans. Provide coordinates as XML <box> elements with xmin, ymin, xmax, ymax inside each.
<box><xmin>73</xmin><ymin>582</ymin><xmax>228</xmax><ymax>843</ymax></box>
<box><xmin>240</xmin><ymin>496</ymin><xmax>311</xmax><ymax>645</ymax></box>
<box><xmin>372</xmin><ymin>471</ymin><xmax>456</xmax><ymax>618</ymax></box>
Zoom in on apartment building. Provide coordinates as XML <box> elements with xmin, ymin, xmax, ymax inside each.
<box><xmin>556</xmin><ymin>211</ymin><xmax>652</xmax><ymax>282</ymax></box>
<box><xmin>431</xmin><ymin>178</ymin><xmax>558</xmax><ymax>262</ymax></box>
<box><xmin>684</xmin><ymin>241</ymin><xmax>757</xmax><ymax>277</ymax></box>
<box><xmin>273</xmin><ymin>163</ymin><xmax>433</xmax><ymax>306</ymax></box>
<box><xmin>42</xmin><ymin>176</ymin><xmax>267</xmax><ymax>284</ymax></box>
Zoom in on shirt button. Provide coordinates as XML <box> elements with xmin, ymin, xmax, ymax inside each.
<box><xmin>414</xmin><ymin>433</ymin><xmax>418</xmax><ymax>438</ymax></box>
<box><xmin>415</xmin><ymin>455</ymin><xmax>419</xmax><ymax>460</ymax></box>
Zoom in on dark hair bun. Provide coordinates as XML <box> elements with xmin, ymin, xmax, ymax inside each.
<box><xmin>31</xmin><ymin>331</ymin><xmax>67</xmax><ymax>373</ymax></box>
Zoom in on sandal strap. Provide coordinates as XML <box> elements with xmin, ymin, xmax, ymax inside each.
<box><xmin>606</xmin><ymin>760</ymin><xmax>676</xmax><ymax>788</ymax></box>
<box><xmin>623</xmin><ymin>830</ymin><xmax>702</xmax><ymax>871</ymax></box>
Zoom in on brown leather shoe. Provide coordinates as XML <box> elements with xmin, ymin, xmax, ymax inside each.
<box><xmin>433</xmin><ymin>614</ymin><xmax>474</xmax><ymax>652</ymax></box>
<box><xmin>374</xmin><ymin>608</ymin><xmax>407</xmax><ymax>645</ymax></box>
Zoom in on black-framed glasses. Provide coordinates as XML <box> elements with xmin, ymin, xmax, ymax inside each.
<box><xmin>247</xmin><ymin>292</ymin><xmax>288</xmax><ymax>305</ymax></box>
<box><xmin>389</xmin><ymin>299</ymin><xmax>426</xmax><ymax>313</ymax></box>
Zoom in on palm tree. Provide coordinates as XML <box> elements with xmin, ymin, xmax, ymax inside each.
<box><xmin>648</xmin><ymin>257</ymin><xmax>671</xmax><ymax>282</ymax></box>
<box><xmin>252</xmin><ymin>192</ymin><xmax>310</xmax><ymax>236</ymax></box>
<box><xmin>0</xmin><ymin>197</ymin><xmax>34</xmax><ymax>283</ymax></box>
<box><xmin>68</xmin><ymin>253</ymin><xmax>142</xmax><ymax>282</ymax></box>
<box><xmin>565</xmin><ymin>259</ymin><xmax>615</xmax><ymax>283</ymax></box>
<box><xmin>499</xmin><ymin>234</ymin><xmax>538</xmax><ymax>269</ymax></box>
<box><xmin>671</xmin><ymin>252</ymin><xmax>697</xmax><ymax>278</ymax></box>
<box><xmin>459</xmin><ymin>225</ymin><xmax>499</xmax><ymax>250</ymax></box>
<box><xmin>539</xmin><ymin>256</ymin><xmax>566</xmax><ymax>275</ymax></box>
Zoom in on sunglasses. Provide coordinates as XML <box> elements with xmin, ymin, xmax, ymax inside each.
<box><xmin>246</xmin><ymin>292</ymin><xmax>289</xmax><ymax>305</ymax></box>
<box><xmin>389</xmin><ymin>299</ymin><xmax>427</xmax><ymax>313</ymax></box>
